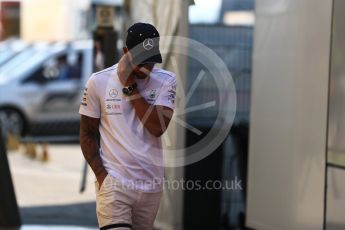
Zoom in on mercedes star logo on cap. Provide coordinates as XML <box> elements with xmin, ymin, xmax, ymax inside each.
<box><xmin>143</xmin><ymin>38</ymin><xmax>154</xmax><ymax>50</ymax></box>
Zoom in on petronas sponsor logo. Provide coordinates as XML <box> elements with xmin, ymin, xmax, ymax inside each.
<box><xmin>149</xmin><ymin>89</ymin><xmax>156</xmax><ymax>99</ymax></box>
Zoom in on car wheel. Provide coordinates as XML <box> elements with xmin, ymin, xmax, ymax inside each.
<box><xmin>0</xmin><ymin>109</ymin><xmax>25</xmax><ymax>137</ymax></box>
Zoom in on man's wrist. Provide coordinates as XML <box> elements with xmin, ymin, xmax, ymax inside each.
<box><xmin>131</xmin><ymin>88</ymin><xmax>140</xmax><ymax>96</ymax></box>
<box><xmin>125</xmin><ymin>78</ymin><xmax>136</xmax><ymax>87</ymax></box>
<box><xmin>123</xmin><ymin>82</ymin><xmax>137</xmax><ymax>96</ymax></box>
<box><xmin>125</xmin><ymin>88</ymin><xmax>141</xmax><ymax>102</ymax></box>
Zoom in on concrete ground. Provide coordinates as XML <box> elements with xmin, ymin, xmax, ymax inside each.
<box><xmin>7</xmin><ymin>143</ymin><xmax>98</xmax><ymax>229</ymax></box>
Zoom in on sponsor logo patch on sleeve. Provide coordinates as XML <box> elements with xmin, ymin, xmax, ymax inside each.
<box><xmin>81</xmin><ymin>87</ymin><xmax>88</xmax><ymax>106</ymax></box>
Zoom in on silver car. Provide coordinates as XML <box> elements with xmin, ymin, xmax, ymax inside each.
<box><xmin>0</xmin><ymin>39</ymin><xmax>30</xmax><ymax>67</ymax></box>
<box><xmin>0</xmin><ymin>40</ymin><xmax>93</xmax><ymax>136</ymax></box>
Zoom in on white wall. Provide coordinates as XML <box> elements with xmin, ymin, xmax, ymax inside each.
<box><xmin>246</xmin><ymin>0</ymin><xmax>333</xmax><ymax>229</ymax></box>
<box><xmin>21</xmin><ymin>0</ymin><xmax>89</xmax><ymax>42</ymax></box>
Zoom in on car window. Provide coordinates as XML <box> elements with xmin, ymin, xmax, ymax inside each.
<box><xmin>0</xmin><ymin>43</ymin><xmax>65</xmax><ymax>83</ymax></box>
<box><xmin>53</xmin><ymin>52</ymin><xmax>83</xmax><ymax>81</ymax></box>
<box><xmin>0</xmin><ymin>50</ymin><xmax>16</xmax><ymax>65</ymax></box>
<box><xmin>0</xmin><ymin>41</ymin><xmax>29</xmax><ymax>66</ymax></box>
<box><xmin>68</xmin><ymin>52</ymin><xmax>83</xmax><ymax>80</ymax></box>
<box><xmin>22</xmin><ymin>66</ymin><xmax>47</xmax><ymax>84</ymax></box>
<box><xmin>22</xmin><ymin>52</ymin><xmax>83</xmax><ymax>84</ymax></box>
<box><xmin>0</xmin><ymin>47</ymin><xmax>38</xmax><ymax>74</ymax></box>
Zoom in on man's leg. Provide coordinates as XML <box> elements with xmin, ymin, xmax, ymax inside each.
<box><xmin>95</xmin><ymin>174</ymin><xmax>134</xmax><ymax>230</ymax></box>
<box><xmin>132</xmin><ymin>191</ymin><xmax>162</xmax><ymax>230</ymax></box>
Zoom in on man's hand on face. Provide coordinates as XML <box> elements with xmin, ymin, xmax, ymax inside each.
<box><xmin>117</xmin><ymin>48</ymin><xmax>137</xmax><ymax>86</ymax></box>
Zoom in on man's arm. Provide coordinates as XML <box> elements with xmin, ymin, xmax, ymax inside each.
<box><xmin>117</xmin><ymin>49</ymin><xmax>175</xmax><ymax>137</ymax></box>
<box><xmin>79</xmin><ymin>115</ymin><xmax>107</xmax><ymax>186</ymax></box>
<box><xmin>129</xmin><ymin>90</ymin><xmax>173</xmax><ymax>137</ymax></box>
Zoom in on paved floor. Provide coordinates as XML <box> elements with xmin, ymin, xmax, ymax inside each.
<box><xmin>7</xmin><ymin>144</ymin><xmax>98</xmax><ymax>228</ymax></box>
<box><xmin>21</xmin><ymin>226</ymin><xmax>96</xmax><ymax>230</ymax></box>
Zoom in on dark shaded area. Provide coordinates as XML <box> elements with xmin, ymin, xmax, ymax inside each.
<box><xmin>20</xmin><ymin>202</ymin><xmax>97</xmax><ymax>227</ymax></box>
<box><xmin>231</xmin><ymin>123</ymin><xmax>249</xmax><ymax>207</ymax></box>
<box><xmin>225</xmin><ymin>123</ymin><xmax>249</xmax><ymax>229</ymax></box>
<box><xmin>183</xmin><ymin>127</ymin><xmax>224</xmax><ymax>230</ymax></box>
<box><xmin>187</xmin><ymin>24</ymin><xmax>253</xmax><ymax>229</ymax></box>
<box><xmin>93</xmin><ymin>28</ymin><xmax>118</xmax><ymax>69</ymax></box>
<box><xmin>326</xmin><ymin>223</ymin><xmax>345</xmax><ymax>230</ymax></box>
<box><xmin>0</xmin><ymin>128</ymin><xmax>21</xmax><ymax>228</ymax></box>
<box><xmin>188</xmin><ymin>25</ymin><xmax>253</xmax><ymax>125</ymax></box>
<box><xmin>29</xmin><ymin>121</ymin><xmax>80</xmax><ymax>137</ymax></box>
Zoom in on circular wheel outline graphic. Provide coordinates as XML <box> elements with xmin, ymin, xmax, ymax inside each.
<box><xmin>116</xmin><ymin>36</ymin><xmax>236</xmax><ymax>167</ymax></box>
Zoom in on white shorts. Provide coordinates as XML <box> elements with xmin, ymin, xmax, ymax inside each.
<box><xmin>95</xmin><ymin>174</ymin><xmax>162</xmax><ymax>230</ymax></box>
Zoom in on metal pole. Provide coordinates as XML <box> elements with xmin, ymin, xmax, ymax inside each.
<box><xmin>80</xmin><ymin>160</ymin><xmax>88</xmax><ymax>193</ymax></box>
<box><xmin>0</xmin><ymin>127</ymin><xmax>21</xmax><ymax>228</ymax></box>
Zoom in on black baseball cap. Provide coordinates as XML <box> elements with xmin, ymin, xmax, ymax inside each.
<box><xmin>125</xmin><ymin>23</ymin><xmax>162</xmax><ymax>65</ymax></box>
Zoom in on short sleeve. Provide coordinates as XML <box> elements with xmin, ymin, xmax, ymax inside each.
<box><xmin>79</xmin><ymin>75</ymin><xmax>101</xmax><ymax>118</ymax></box>
<box><xmin>154</xmin><ymin>76</ymin><xmax>177</xmax><ymax>110</ymax></box>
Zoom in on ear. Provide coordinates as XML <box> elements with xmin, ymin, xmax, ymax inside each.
<box><xmin>123</xmin><ymin>47</ymin><xmax>129</xmax><ymax>54</ymax></box>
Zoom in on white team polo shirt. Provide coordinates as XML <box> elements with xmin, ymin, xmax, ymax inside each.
<box><xmin>79</xmin><ymin>64</ymin><xmax>176</xmax><ymax>192</ymax></box>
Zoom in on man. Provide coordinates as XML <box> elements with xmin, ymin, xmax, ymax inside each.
<box><xmin>79</xmin><ymin>23</ymin><xmax>176</xmax><ymax>230</ymax></box>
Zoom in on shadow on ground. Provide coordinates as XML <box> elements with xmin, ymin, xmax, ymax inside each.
<box><xmin>20</xmin><ymin>202</ymin><xmax>97</xmax><ymax>227</ymax></box>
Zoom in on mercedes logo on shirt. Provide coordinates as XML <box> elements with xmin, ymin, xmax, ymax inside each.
<box><xmin>109</xmin><ymin>89</ymin><xmax>118</xmax><ymax>98</ymax></box>
<box><xmin>143</xmin><ymin>38</ymin><xmax>154</xmax><ymax>50</ymax></box>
